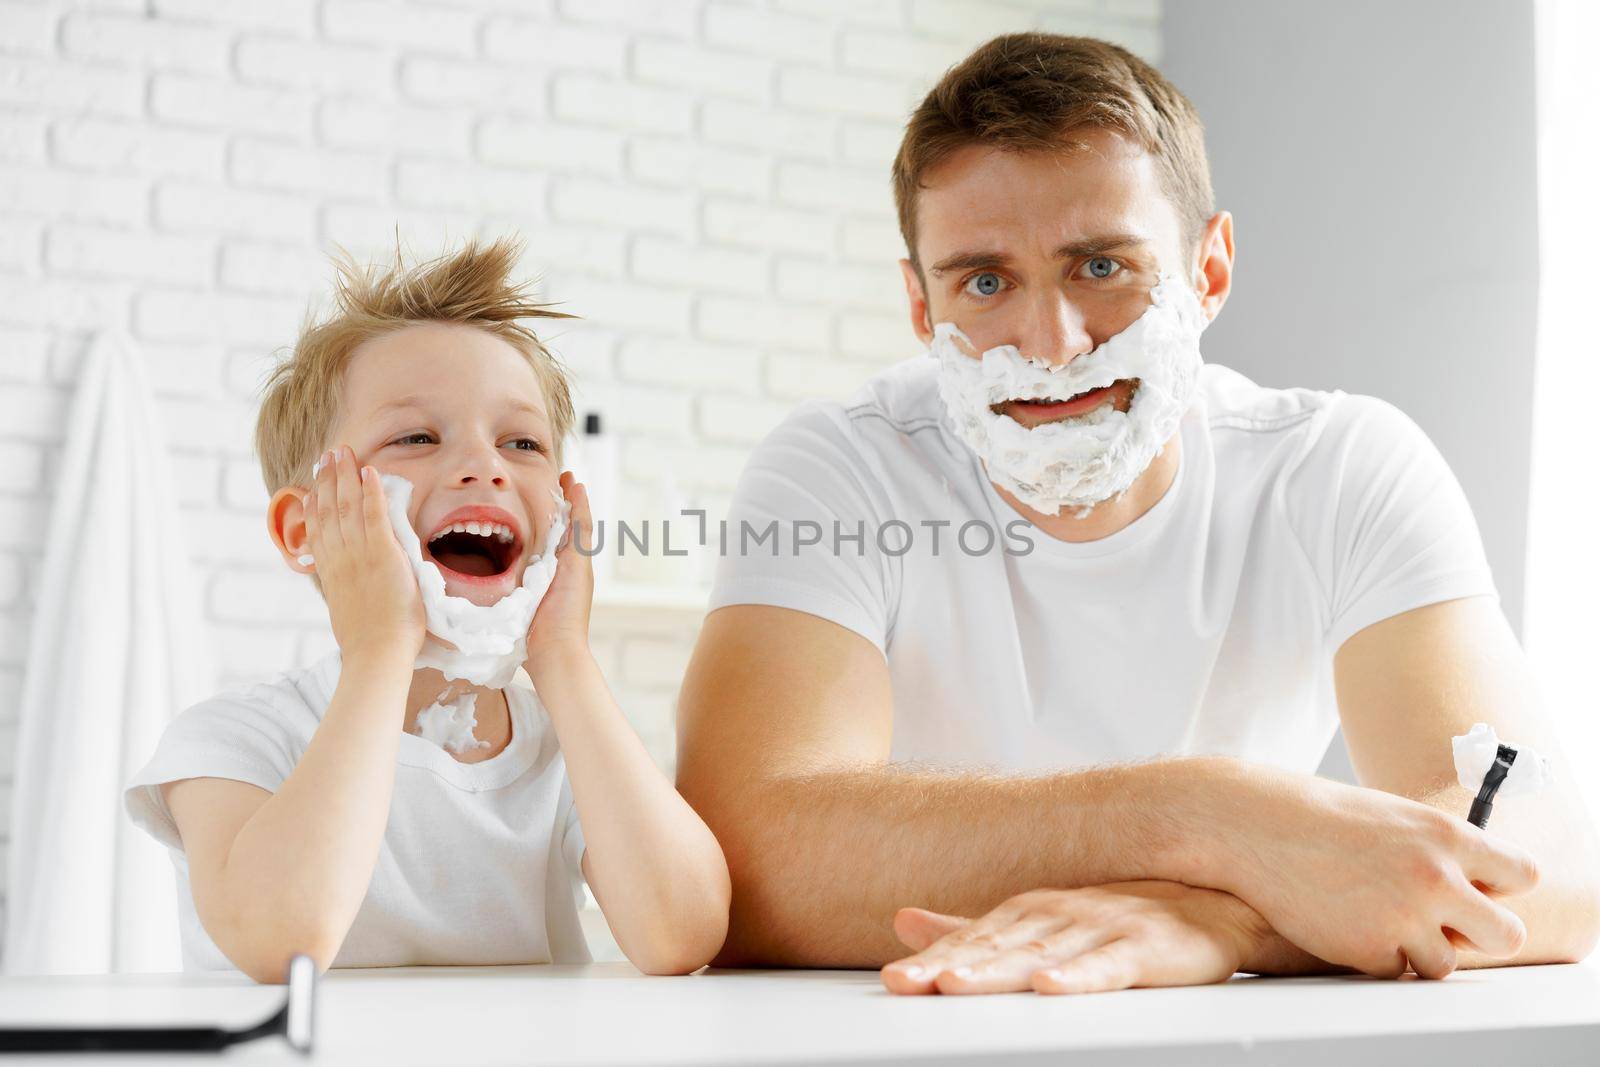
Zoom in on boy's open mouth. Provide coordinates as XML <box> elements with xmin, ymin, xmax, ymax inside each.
<box><xmin>423</xmin><ymin>507</ymin><xmax>524</xmax><ymax>583</ymax></box>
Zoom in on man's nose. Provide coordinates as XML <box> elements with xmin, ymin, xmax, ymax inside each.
<box><xmin>1019</xmin><ymin>295</ymin><xmax>1095</xmax><ymax>368</ymax></box>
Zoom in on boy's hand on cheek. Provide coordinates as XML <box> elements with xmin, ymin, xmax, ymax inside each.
<box><xmin>304</xmin><ymin>445</ymin><xmax>425</xmax><ymax>666</ymax></box>
<box><xmin>525</xmin><ymin>471</ymin><xmax>595</xmax><ymax>680</ymax></box>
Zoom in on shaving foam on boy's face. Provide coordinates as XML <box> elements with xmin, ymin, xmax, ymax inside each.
<box><xmin>387</xmin><ymin>473</ymin><xmax>567</xmax><ymax>689</ymax></box>
<box><xmin>930</xmin><ymin>273</ymin><xmax>1208</xmax><ymax>517</ymax></box>
<box><xmin>300</xmin><ymin>465</ymin><xmax>568</xmax><ymax>689</ymax></box>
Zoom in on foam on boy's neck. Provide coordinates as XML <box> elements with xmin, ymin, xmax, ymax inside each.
<box><xmin>414</xmin><ymin>685</ymin><xmax>490</xmax><ymax>754</ymax></box>
<box><xmin>381</xmin><ymin>473</ymin><xmax>567</xmax><ymax>689</ymax></box>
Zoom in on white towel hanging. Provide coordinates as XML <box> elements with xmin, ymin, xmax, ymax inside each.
<box><xmin>3</xmin><ymin>332</ymin><xmax>214</xmax><ymax>975</ymax></box>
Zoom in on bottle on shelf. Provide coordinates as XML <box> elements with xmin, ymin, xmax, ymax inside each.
<box><xmin>567</xmin><ymin>411</ymin><xmax>617</xmax><ymax>583</ymax></box>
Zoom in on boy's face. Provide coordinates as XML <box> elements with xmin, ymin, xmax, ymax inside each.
<box><xmin>313</xmin><ymin>321</ymin><xmax>562</xmax><ymax>607</ymax></box>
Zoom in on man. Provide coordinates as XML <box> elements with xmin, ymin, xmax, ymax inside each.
<box><xmin>676</xmin><ymin>33</ymin><xmax>1600</xmax><ymax>995</ymax></box>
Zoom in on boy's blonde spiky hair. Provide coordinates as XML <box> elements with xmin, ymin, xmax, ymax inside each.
<box><xmin>255</xmin><ymin>236</ymin><xmax>576</xmax><ymax>496</ymax></box>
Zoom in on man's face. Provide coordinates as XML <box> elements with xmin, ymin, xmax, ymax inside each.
<box><xmin>324</xmin><ymin>322</ymin><xmax>561</xmax><ymax>607</ymax></box>
<box><xmin>904</xmin><ymin>129</ymin><xmax>1192</xmax><ymax>430</ymax></box>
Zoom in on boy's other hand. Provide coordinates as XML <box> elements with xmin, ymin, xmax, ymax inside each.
<box><xmin>304</xmin><ymin>445</ymin><xmax>425</xmax><ymax>665</ymax></box>
<box><xmin>524</xmin><ymin>471</ymin><xmax>594</xmax><ymax>679</ymax></box>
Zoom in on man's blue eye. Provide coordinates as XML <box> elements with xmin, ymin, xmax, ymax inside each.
<box><xmin>966</xmin><ymin>272</ymin><xmax>1004</xmax><ymax>297</ymax></box>
<box><xmin>1086</xmin><ymin>256</ymin><xmax>1119</xmax><ymax>279</ymax></box>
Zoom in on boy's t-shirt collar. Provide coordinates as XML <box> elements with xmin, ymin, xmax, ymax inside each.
<box><xmin>310</xmin><ymin>651</ymin><xmax>547</xmax><ymax>791</ymax></box>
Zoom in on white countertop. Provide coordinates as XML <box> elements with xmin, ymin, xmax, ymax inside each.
<box><xmin>3</xmin><ymin>961</ymin><xmax>1598</xmax><ymax>1066</ymax></box>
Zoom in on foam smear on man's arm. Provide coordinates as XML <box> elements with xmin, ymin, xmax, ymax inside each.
<box><xmin>1453</xmin><ymin>722</ymin><xmax>1554</xmax><ymax>830</ymax></box>
<box><xmin>1452</xmin><ymin>723</ymin><xmax>1553</xmax><ymax>798</ymax></box>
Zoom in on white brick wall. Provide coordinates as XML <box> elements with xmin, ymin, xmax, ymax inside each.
<box><xmin>0</xmin><ymin>0</ymin><xmax>1161</xmax><ymax>944</ymax></box>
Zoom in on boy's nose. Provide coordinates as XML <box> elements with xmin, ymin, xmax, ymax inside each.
<box><xmin>452</xmin><ymin>443</ymin><xmax>510</xmax><ymax>488</ymax></box>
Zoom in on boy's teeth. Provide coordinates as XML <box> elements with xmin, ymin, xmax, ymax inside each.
<box><xmin>427</xmin><ymin>521</ymin><xmax>515</xmax><ymax>544</ymax></box>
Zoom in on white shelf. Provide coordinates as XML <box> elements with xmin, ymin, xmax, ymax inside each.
<box><xmin>591</xmin><ymin>581</ymin><xmax>710</xmax><ymax>614</ymax></box>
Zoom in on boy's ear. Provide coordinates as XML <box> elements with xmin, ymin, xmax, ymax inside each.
<box><xmin>268</xmin><ymin>487</ymin><xmax>314</xmax><ymax>574</ymax></box>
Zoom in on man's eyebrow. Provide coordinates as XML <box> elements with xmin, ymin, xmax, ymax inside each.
<box><xmin>1054</xmin><ymin>233</ymin><xmax>1149</xmax><ymax>258</ymax></box>
<box><xmin>927</xmin><ymin>250</ymin><xmax>1012</xmax><ymax>275</ymax></box>
<box><xmin>927</xmin><ymin>233</ymin><xmax>1151</xmax><ymax>275</ymax></box>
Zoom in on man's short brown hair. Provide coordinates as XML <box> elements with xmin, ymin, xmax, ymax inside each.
<box><xmin>892</xmin><ymin>33</ymin><xmax>1214</xmax><ymax>268</ymax></box>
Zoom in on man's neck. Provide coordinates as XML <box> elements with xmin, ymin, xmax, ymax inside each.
<box><xmin>402</xmin><ymin>667</ymin><xmax>512</xmax><ymax>762</ymax></box>
<box><xmin>991</xmin><ymin>434</ymin><xmax>1182</xmax><ymax>543</ymax></box>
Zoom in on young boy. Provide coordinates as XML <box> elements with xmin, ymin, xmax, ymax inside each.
<box><xmin>124</xmin><ymin>238</ymin><xmax>730</xmax><ymax>982</ymax></box>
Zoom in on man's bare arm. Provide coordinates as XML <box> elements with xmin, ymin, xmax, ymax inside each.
<box><xmin>676</xmin><ymin>605</ymin><xmax>1538</xmax><ymax>972</ymax></box>
<box><xmin>1335</xmin><ymin>596</ymin><xmax>1600</xmax><ymax>968</ymax></box>
<box><xmin>676</xmin><ymin>606</ymin><xmax>1215</xmax><ymax>966</ymax></box>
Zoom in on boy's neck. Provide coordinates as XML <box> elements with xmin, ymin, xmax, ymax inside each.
<box><xmin>402</xmin><ymin>667</ymin><xmax>512</xmax><ymax>762</ymax></box>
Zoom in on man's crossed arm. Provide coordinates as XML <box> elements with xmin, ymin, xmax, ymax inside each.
<box><xmin>675</xmin><ymin>597</ymin><xmax>1600</xmax><ymax>994</ymax></box>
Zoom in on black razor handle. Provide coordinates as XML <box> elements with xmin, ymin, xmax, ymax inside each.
<box><xmin>0</xmin><ymin>1025</ymin><xmax>233</xmax><ymax>1053</ymax></box>
<box><xmin>1468</xmin><ymin>745</ymin><xmax>1518</xmax><ymax>829</ymax></box>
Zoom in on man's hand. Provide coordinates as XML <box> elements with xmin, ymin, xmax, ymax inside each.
<box><xmin>1332</xmin><ymin>597</ymin><xmax>1600</xmax><ymax>969</ymax></box>
<box><xmin>880</xmin><ymin>882</ymin><xmax>1269</xmax><ymax>995</ymax></box>
<box><xmin>303</xmin><ymin>445</ymin><xmax>424</xmax><ymax>664</ymax></box>
<box><xmin>525</xmin><ymin>472</ymin><xmax>595</xmax><ymax>681</ymax></box>
<box><xmin>1210</xmin><ymin>768</ymin><xmax>1539</xmax><ymax>979</ymax></box>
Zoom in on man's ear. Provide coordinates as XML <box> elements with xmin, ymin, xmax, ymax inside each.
<box><xmin>899</xmin><ymin>257</ymin><xmax>935</xmax><ymax>346</ymax></box>
<box><xmin>1194</xmin><ymin>210</ymin><xmax>1235</xmax><ymax>322</ymax></box>
<box><xmin>267</xmin><ymin>486</ymin><xmax>314</xmax><ymax>574</ymax></box>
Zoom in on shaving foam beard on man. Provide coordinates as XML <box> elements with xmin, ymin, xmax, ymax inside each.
<box><xmin>380</xmin><ymin>473</ymin><xmax>568</xmax><ymax>690</ymax></box>
<box><xmin>931</xmin><ymin>272</ymin><xmax>1208</xmax><ymax>517</ymax></box>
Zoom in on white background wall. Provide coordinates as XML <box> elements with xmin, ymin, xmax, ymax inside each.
<box><xmin>1163</xmin><ymin>0</ymin><xmax>1539</xmax><ymax>630</ymax></box>
<box><xmin>1161</xmin><ymin>0</ymin><xmax>1540</xmax><ymax>782</ymax></box>
<box><xmin>0</xmin><ymin>0</ymin><xmax>1163</xmax><ymax>952</ymax></box>
<box><xmin>1525</xmin><ymin>0</ymin><xmax>1600</xmax><ymax>823</ymax></box>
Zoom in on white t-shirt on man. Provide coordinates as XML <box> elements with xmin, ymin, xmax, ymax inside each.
<box><xmin>710</xmin><ymin>358</ymin><xmax>1496</xmax><ymax>775</ymax></box>
<box><xmin>124</xmin><ymin>652</ymin><xmax>590</xmax><ymax>971</ymax></box>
